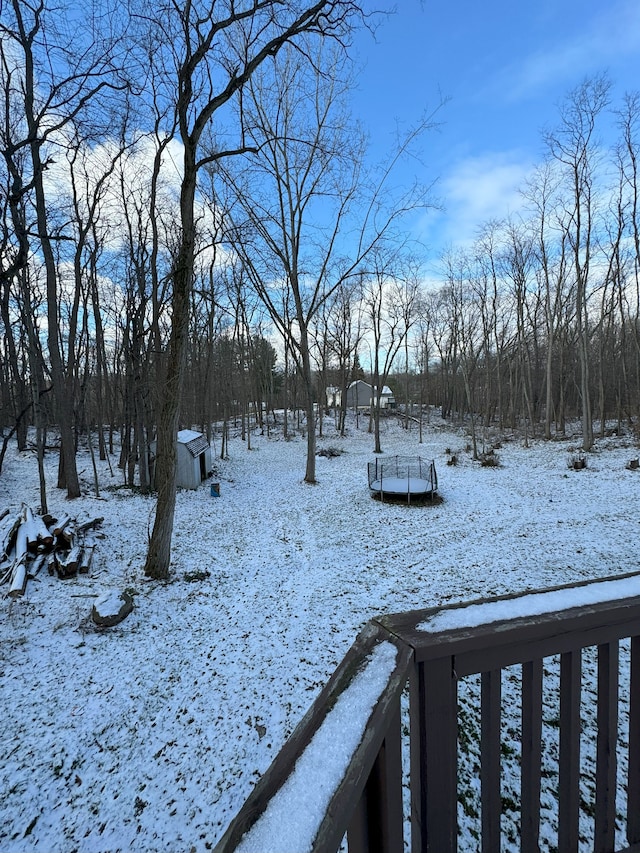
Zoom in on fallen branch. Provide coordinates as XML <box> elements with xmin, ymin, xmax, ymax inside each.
<box><xmin>77</xmin><ymin>517</ymin><xmax>104</xmax><ymax>534</ymax></box>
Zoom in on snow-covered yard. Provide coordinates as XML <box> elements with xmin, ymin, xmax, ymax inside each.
<box><xmin>1</xmin><ymin>414</ymin><xmax>639</xmax><ymax>852</ymax></box>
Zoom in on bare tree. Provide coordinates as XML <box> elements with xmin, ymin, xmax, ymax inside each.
<box><xmin>523</xmin><ymin>163</ymin><xmax>573</xmax><ymax>438</ymax></box>
<box><xmin>222</xmin><ymin>39</ymin><xmax>434</xmax><ymax>481</ymax></box>
<box><xmin>364</xmin><ymin>250</ymin><xmax>421</xmax><ymax>453</ymax></box>
<box><xmin>442</xmin><ymin>249</ymin><xmax>483</xmax><ymax>457</ymax></box>
<box><xmin>500</xmin><ymin>221</ymin><xmax>537</xmax><ymax>433</ymax></box>
<box><xmin>1</xmin><ymin>0</ymin><xmax>126</xmax><ymax>496</ymax></box>
<box><xmin>615</xmin><ymin>93</ymin><xmax>640</xmax><ymax>420</ymax></box>
<box><xmin>221</xmin><ymin>40</ymin><xmax>367</xmax><ymax>481</ymax></box>
<box><xmin>325</xmin><ymin>278</ymin><xmax>364</xmax><ymax>435</ymax></box>
<box><xmin>545</xmin><ymin>75</ymin><xmax>610</xmax><ymax>450</ymax></box>
<box><xmin>141</xmin><ymin>1</ymin><xmax>364</xmax><ymax>577</ymax></box>
<box><xmin>473</xmin><ymin>222</ymin><xmax>510</xmax><ymax>429</ymax></box>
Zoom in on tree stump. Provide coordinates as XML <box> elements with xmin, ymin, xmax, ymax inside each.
<box><xmin>91</xmin><ymin>590</ymin><xmax>134</xmax><ymax>627</ymax></box>
<box><xmin>569</xmin><ymin>454</ymin><xmax>587</xmax><ymax>470</ymax></box>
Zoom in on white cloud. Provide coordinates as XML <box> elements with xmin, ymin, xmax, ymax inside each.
<box><xmin>418</xmin><ymin>151</ymin><xmax>533</xmax><ymax>253</ymax></box>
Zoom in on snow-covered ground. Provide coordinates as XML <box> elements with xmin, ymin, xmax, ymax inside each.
<box><xmin>1</xmin><ymin>413</ymin><xmax>639</xmax><ymax>852</ymax></box>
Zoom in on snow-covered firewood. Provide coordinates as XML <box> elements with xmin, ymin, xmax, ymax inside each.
<box><xmin>56</xmin><ymin>545</ymin><xmax>83</xmax><ymax>578</ymax></box>
<box><xmin>29</xmin><ymin>554</ymin><xmax>47</xmax><ymax>578</ymax></box>
<box><xmin>0</xmin><ymin>512</ymin><xmax>21</xmax><ymax>559</ymax></box>
<box><xmin>52</xmin><ymin>514</ymin><xmax>71</xmax><ymax>538</ymax></box>
<box><xmin>14</xmin><ymin>505</ymin><xmax>30</xmax><ymax>561</ymax></box>
<box><xmin>58</xmin><ymin>522</ymin><xmax>76</xmax><ymax>548</ymax></box>
<box><xmin>79</xmin><ymin>544</ymin><xmax>95</xmax><ymax>575</ymax></box>
<box><xmin>91</xmin><ymin>590</ymin><xmax>134</xmax><ymax>627</ymax></box>
<box><xmin>32</xmin><ymin>515</ymin><xmax>53</xmax><ymax>550</ymax></box>
<box><xmin>8</xmin><ymin>556</ymin><xmax>27</xmax><ymax>598</ymax></box>
<box><xmin>18</xmin><ymin>504</ymin><xmax>50</xmax><ymax>553</ymax></box>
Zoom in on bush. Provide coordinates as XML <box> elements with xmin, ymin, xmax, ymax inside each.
<box><xmin>480</xmin><ymin>452</ymin><xmax>500</xmax><ymax>467</ymax></box>
<box><xmin>316</xmin><ymin>446</ymin><xmax>343</xmax><ymax>458</ymax></box>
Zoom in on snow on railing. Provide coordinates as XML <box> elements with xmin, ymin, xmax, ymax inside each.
<box><xmin>215</xmin><ymin>571</ymin><xmax>640</xmax><ymax>853</ymax></box>
<box><xmin>214</xmin><ymin>621</ymin><xmax>411</xmax><ymax>853</ymax></box>
<box><xmin>236</xmin><ymin>642</ymin><xmax>398</xmax><ymax>853</ymax></box>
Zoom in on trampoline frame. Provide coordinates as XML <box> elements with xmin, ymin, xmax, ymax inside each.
<box><xmin>367</xmin><ymin>455</ymin><xmax>438</xmax><ymax>504</ymax></box>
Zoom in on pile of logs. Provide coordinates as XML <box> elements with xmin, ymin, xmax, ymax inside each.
<box><xmin>0</xmin><ymin>504</ymin><xmax>103</xmax><ymax>598</ymax></box>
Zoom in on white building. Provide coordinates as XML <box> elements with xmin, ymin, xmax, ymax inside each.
<box><xmin>176</xmin><ymin>430</ymin><xmax>212</xmax><ymax>489</ymax></box>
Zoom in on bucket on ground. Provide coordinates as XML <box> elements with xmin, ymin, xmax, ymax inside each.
<box><xmin>210</xmin><ymin>482</ymin><xmax>220</xmax><ymax>497</ymax></box>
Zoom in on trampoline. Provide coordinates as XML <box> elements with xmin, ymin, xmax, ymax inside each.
<box><xmin>368</xmin><ymin>455</ymin><xmax>438</xmax><ymax>503</ymax></box>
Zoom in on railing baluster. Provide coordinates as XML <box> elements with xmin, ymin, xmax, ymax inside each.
<box><xmin>410</xmin><ymin>656</ymin><xmax>458</xmax><ymax>853</ymax></box>
<box><xmin>629</xmin><ymin>636</ymin><xmax>640</xmax><ymax>844</ymax></box>
<box><xmin>595</xmin><ymin>641</ymin><xmax>619</xmax><ymax>852</ymax></box>
<box><xmin>559</xmin><ymin>649</ymin><xmax>581</xmax><ymax>853</ymax></box>
<box><xmin>481</xmin><ymin>669</ymin><xmax>501</xmax><ymax>852</ymax></box>
<box><xmin>347</xmin><ymin>698</ymin><xmax>404</xmax><ymax>853</ymax></box>
<box><xmin>521</xmin><ymin>659</ymin><xmax>543</xmax><ymax>852</ymax></box>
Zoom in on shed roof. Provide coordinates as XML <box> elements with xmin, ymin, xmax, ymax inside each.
<box><xmin>177</xmin><ymin>429</ymin><xmax>209</xmax><ymax>457</ymax></box>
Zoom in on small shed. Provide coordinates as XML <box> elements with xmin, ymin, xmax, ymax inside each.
<box><xmin>176</xmin><ymin>429</ymin><xmax>212</xmax><ymax>489</ymax></box>
<box><xmin>345</xmin><ymin>380</ymin><xmax>373</xmax><ymax>409</ymax></box>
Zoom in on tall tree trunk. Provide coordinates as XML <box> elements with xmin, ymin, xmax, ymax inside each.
<box><xmin>15</xmin><ymin>0</ymin><xmax>81</xmax><ymax>497</ymax></box>
<box><xmin>299</xmin><ymin>322</ymin><xmax>317</xmax><ymax>483</ymax></box>
<box><xmin>143</xmin><ymin>150</ymin><xmax>196</xmax><ymax>578</ymax></box>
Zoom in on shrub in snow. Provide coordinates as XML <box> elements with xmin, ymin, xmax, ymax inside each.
<box><xmin>479</xmin><ymin>451</ymin><xmax>500</xmax><ymax>467</ymax></box>
<box><xmin>316</xmin><ymin>447</ymin><xmax>343</xmax><ymax>458</ymax></box>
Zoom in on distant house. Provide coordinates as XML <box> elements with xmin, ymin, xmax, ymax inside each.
<box><xmin>176</xmin><ymin>429</ymin><xmax>212</xmax><ymax>489</ymax></box>
<box><xmin>344</xmin><ymin>380</ymin><xmax>396</xmax><ymax>410</ymax></box>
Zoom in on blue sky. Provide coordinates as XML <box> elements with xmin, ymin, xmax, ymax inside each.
<box><xmin>352</xmin><ymin>0</ymin><xmax>640</xmax><ymax>259</ymax></box>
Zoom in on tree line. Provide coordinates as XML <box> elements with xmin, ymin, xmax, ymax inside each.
<box><xmin>411</xmin><ymin>77</ymin><xmax>640</xmax><ymax>456</ymax></box>
<box><xmin>1</xmin><ymin>0</ymin><xmax>640</xmax><ymax>577</ymax></box>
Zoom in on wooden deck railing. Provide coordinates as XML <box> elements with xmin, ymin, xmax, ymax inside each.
<box><xmin>214</xmin><ymin>571</ymin><xmax>640</xmax><ymax>853</ymax></box>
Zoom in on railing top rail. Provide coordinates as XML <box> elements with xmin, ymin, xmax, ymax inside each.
<box><xmin>379</xmin><ymin>570</ymin><xmax>640</xmax><ymax>671</ymax></box>
<box><xmin>214</xmin><ymin>623</ymin><xmax>412</xmax><ymax>853</ymax></box>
